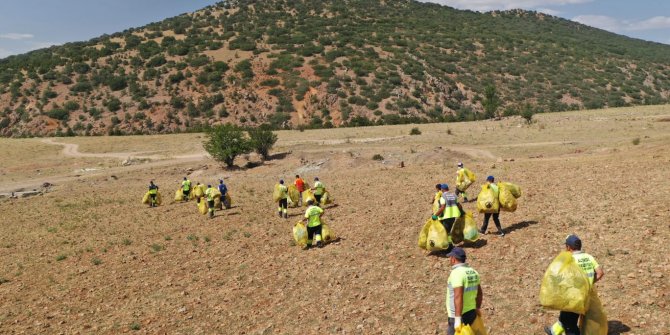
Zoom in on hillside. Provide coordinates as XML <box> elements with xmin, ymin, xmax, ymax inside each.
<box><xmin>1</xmin><ymin>0</ymin><xmax>670</xmax><ymax>137</ymax></box>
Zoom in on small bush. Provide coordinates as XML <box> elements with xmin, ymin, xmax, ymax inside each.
<box><xmin>372</xmin><ymin>154</ymin><xmax>384</xmax><ymax>161</ymax></box>
<box><xmin>92</xmin><ymin>258</ymin><xmax>102</xmax><ymax>265</ymax></box>
<box><xmin>410</xmin><ymin>127</ymin><xmax>422</xmax><ymax>135</ymax></box>
<box><xmin>632</xmin><ymin>137</ymin><xmax>640</xmax><ymax>145</ymax></box>
<box><xmin>56</xmin><ymin>254</ymin><xmax>67</xmax><ymax>261</ymax></box>
<box><xmin>130</xmin><ymin>321</ymin><xmax>141</xmax><ymax>331</ymax></box>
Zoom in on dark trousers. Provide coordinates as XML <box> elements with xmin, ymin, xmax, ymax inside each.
<box><xmin>314</xmin><ymin>194</ymin><xmax>322</xmax><ymax>205</ymax></box>
<box><xmin>559</xmin><ymin>311</ymin><xmax>581</xmax><ymax>335</ymax></box>
<box><xmin>306</xmin><ymin>225</ymin><xmax>322</xmax><ymax>243</ymax></box>
<box><xmin>183</xmin><ymin>190</ymin><xmax>190</xmax><ymax>199</ymax></box>
<box><xmin>150</xmin><ymin>194</ymin><xmax>157</xmax><ymax>206</ymax></box>
<box><xmin>481</xmin><ymin>213</ymin><xmax>501</xmax><ymax>232</ymax></box>
<box><xmin>455</xmin><ymin>188</ymin><xmax>467</xmax><ymax>199</ymax></box>
<box><xmin>278</xmin><ymin>198</ymin><xmax>288</xmax><ymax>210</ymax></box>
<box><xmin>441</xmin><ymin>217</ymin><xmax>456</xmax><ymax>234</ymax></box>
<box><xmin>446</xmin><ymin>309</ymin><xmax>477</xmax><ymax>335</ymax></box>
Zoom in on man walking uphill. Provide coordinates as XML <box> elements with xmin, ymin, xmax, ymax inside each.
<box><xmin>455</xmin><ymin>162</ymin><xmax>473</xmax><ymax>202</ymax></box>
<box><xmin>205</xmin><ymin>184</ymin><xmax>215</xmax><ymax>219</ymax></box>
<box><xmin>294</xmin><ymin>175</ymin><xmax>306</xmax><ymax>206</ymax></box>
<box><xmin>312</xmin><ymin>177</ymin><xmax>326</xmax><ymax>205</ymax></box>
<box><xmin>433</xmin><ymin>183</ymin><xmax>462</xmax><ymax>245</ymax></box>
<box><xmin>479</xmin><ymin>176</ymin><xmax>504</xmax><ymax>236</ymax></box>
<box><xmin>545</xmin><ymin>235</ymin><xmax>604</xmax><ymax>335</ymax></box>
<box><xmin>148</xmin><ymin>181</ymin><xmax>159</xmax><ymax>208</ymax></box>
<box><xmin>277</xmin><ymin>179</ymin><xmax>288</xmax><ymax>218</ymax></box>
<box><xmin>301</xmin><ymin>199</ymin><xmax>324</xmax><ymax>249</ymax></box>
<box><xmin>445</xmin><ymin>247</ymin><xmax>483</xmax><ymax>335</ymax></box>
<box><xmin>181</xmin><ymin>177</ymin><xmax>191</xmax><ymax>202</ymax></box>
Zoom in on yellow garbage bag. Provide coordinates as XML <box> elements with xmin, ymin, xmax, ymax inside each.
<box><xmin>465</xmin><ymin>168</ymin><xmax>476</xmax><ymax>183</ymax></box>
<box><xmin>322</xmin><ymin>223</ymin><xmax>336</xmax><ymax>243</ymax></box>
<box><xmin>197</xmin><ymin>198</ymin><xmax>208</xmax><ymax>215</ymax></box>
<box><xmin>142</xmin><ymin>191</ymin><xmax>150</xmax><ymax>204</ymax></box>
<box><xmin>212</xmin><ymin>189</ymin><xmax>222</xmax><ymax>209</ymax></box>
<box><xmin>293</xmin><ymin>222</ymin><xmax>308</xmax><ymax>247</ymax></box>
<box><xmin>498</xmin><ymin>183</ymin><xmax>517</xmax><ymax>212</ymax></box>
<box><xmin>223</xmin><ymin>193</ymin><xmax>232</xmax><ymax>209</ymax></box>
<box><xmin>192</xmin><ymin>184</ymin><xmax>205</xmax><ymax>199</ymax></box>
<box><xmin>455</xmin><ymin>325</ymin><xmax>475</xmax><ymax>335</ymax></box>
<box><xmin>174</xmin><ymin>189</ymin><xmax>184</xmax><ymax>202</ymax></box>
<box><xmin>471</xmin><ymin>312</ymin><xmax>489</xmax><ymax>335</ymax></box>
<box><xmin>500</xmin><ymin>182</ymin><xmax>521</xmax><ymax>198</ymax></box>
<box><xmin>432</xmin><ymin>192</ymin><xmax>441</xmax><ymax>214</ymax></box>
<box><xmin>321</xmin><ymin>191</ymin><xmax>333</xmax><ymax>206</ymax></box>
<box><xmin>462</xmin><ymin>212</ymin><xmax>479</xmax><ymax>242</ymax></box>
<box><xmin>302</xmin><ymin>189</ymin><xmax>316</xmax><ymax>207</ymax></box>
<box><xmin>540</xmin><ymin>251</ymin><xmax>591</xmax><ymax>314</ymax></box>
<box><xmin>155</xmin><ymin>191</ymin><xmax>162</xmax><ymax>206</ymax></box>
<box><xmin>418</xmin><ymin>219</ymin><xmax>432</xmax><ymax>249</ymax></box>
<box><xmin>288</xmin><ymin>185</ymin><xmax>300</xmax><ymax>207</ymax></box>
<box><xmin>581</xmin><ymin>288</ymin><xmax>608</xmax><ymax>335</ymax></box>
<box><xmin>273</xmin><ymin>184</ymin><xmax>282</xmax><ymax>202</ymax></box>
<box><xmin>477</xmin><ymin>185</ymin><xmax>499</xmax><ymax>214</ymax></box>
<box><xmin>450</xmin><ymin>215</ymin><xmax>466</xmax><ymax>245</ymax></box>
<box><xmin>426</xmin><ymin>219</ymin><xmax>450</xmax><ymax>251</ymax></box>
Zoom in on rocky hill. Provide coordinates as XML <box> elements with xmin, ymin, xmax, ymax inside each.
<box><xmin>1</xmin><ymin>0</ymin><xmax>670</xmax><ymax>136</ymax></box>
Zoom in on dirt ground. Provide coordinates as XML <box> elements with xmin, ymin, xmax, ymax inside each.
<box><xmin>0</xmin><ymin>106</ymin><xmax>669</xmax><ymax>334</ymax></box>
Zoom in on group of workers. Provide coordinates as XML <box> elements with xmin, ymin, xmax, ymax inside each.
<box><xmin>276</xmin><ymin>175</ymin><xmax>327</xmax><ymax>248</ymax></box>
<box><xmin>146</xmin><ymin>177</ymin><xmax>229</xmax><ymax>219</ymax></box>
<box><xmin>145</xmin><ymin>161</ymin><xmax>604</xmax><ymax>335</ymax></box>
<box><xmin>433</xmin><ymin>163</ymin><xmax>504</xmax><ymax>244</ymax></box>
<box><xmin>434</xmin><ymin>163</ymin><xmax>603</xmax><ymax>335</ymax></box>
<box><xmin>445</xmin><ymin>234</ymin><xmax>603</xmax><ymax>335</ymax></box>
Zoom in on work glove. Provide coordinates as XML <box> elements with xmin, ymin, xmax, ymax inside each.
<box><xmin>454</xmin><ymin>316</ymin><xmax>462</xmax><ymax>329</ymax></box>
<box><xmin>431</xmin><ymin>215</ymin><xmax>439</xmax><ymax>220</ymax></box>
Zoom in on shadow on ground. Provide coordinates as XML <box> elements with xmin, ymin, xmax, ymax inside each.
<box><xmin>608</xmin><ymin>320</ymin><xmax>631</xmax><ymax>335</ymax></box>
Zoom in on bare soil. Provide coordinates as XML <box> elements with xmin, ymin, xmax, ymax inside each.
<box><xmin>0</xmin><ymin>106</ymin><xmax>669</xmax><ymax>334</ymax></box>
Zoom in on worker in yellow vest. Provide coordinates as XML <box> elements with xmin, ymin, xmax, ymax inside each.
<box><xmin>312</xmin><ymin>177</ymin><xmax>326</xmax><ymax>206</ymax></box>
<box><xmin>433</xmin><ymin>184</ymin><xmax>463</xmax><ymax>245</ymax></box>
<box><xmin>445</xmin><ymin>247</ymin><xmax>483</xmax><ymax>335</ymax></box>
<box><xmin>545</xmin><ymin>235</ymin><xmax>605</xmax><ymax>335</ymax></box>
<box><xmin>479</xmin><ymin>176</ymin><xmax>504</xmax><ymax>237</ymax></box>
<box><xmin>455</xmin><ymin>162</ymin><xmax>472</xmax><ymax>202</ymax></box>
<box><xmin>431</xmin><ymin>183</ymin><xmax>442</xmax><ymax>206</ymax></box>
<box><xmin>301</xmin><ymin>199</ymin><xmax>324</xmax><ymax>249</ymax></box>
<box><xmin>277</xmin><ymin>179</ymin><xmax>288</xmax><ymax>219</ymax></box>
<box><xmin>204</xmin><ymin>184</ymin><xmax>215</xmax><ymax>219</ymax></box>
<box><xmin>148</xmin><ymin>181</ymin><xmax>159</xmax><ymax>208</ymax></box>
<box><xmin>181</xmin><ymin>177</ymin><xmax>192</xmax><ymax>202</ymax></box>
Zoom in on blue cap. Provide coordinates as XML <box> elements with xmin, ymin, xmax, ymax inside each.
<box><xmin>565</xmin><ymin>234</ymin><xmax>582</xmax><ymax>249</ymax></box>
<box><xmin>487</xmin><ymin>175</ymin><xmax>495</xmax><ymax>182</ymax></box>
<box><xmin>279</xmin><ymin>179</ymin><xmax>284</xmax><ymax>184</ymax></box>
<box><xmin>446</xmin><ymin>247</ymin><xmax>466</xmax><ymax>261</ymax></box>
<box><xmin>440</xmin><ymin>183</ymin><xmax>449</xmax><ymax>190</ymax></box>
<box><xmin>219</xmin><ymin>179</ymin><xmax>223</xmax><ymax>183</ymax></box>
<box><xmin>207</xmin><ymin>184</ymin><xmax>211</xmax><ymax>188</ymax></box>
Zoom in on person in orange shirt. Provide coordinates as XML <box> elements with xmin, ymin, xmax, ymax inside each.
<box><xmin>294</xmin><ymin>174</ymin><xmax>306</xmax><ymax>206</ymax></box>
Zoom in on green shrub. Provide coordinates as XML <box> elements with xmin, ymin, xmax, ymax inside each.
<box><xmin>249</xmin><ymin>126</ymin><xmax>278</xmax><ymax>160</ymax></box>
<box><xmin>409</xmin><ymin>127</ymin><xmax>422</xmax><ymax>135</ymax></box>
<box><xmin>203</xmin><ymin>124</ymin><xmax>252</xmax><ymax>167</ymax></box>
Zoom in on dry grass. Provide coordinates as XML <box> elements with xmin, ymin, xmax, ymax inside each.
<box><xmin>0</xmin><ymin>105</ymin><xmax>669</xmax><ymax>334</ymax></box>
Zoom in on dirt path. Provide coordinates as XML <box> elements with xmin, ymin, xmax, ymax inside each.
<box><xmin>0</xmin><ymin>140</ymin><xmax>209</xmax><ymax>193</ymax></box>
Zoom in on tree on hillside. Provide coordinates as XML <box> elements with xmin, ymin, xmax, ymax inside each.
<box><xmin>249</xmin><ymin>125</ymin><xmax>278</xmax><ymax>160</ymax></box>
<box><xmin>482</xmin><ymin>84</ymin><xmax>501</xmax><ymax>119</ymax></box>
<box><xmin>203</xmin><ymin>124</ymin><xmax>251</xmax><ymax>168</ymax></box>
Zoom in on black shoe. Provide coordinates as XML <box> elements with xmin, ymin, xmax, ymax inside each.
<box><xmin>544</xmin><ymin>326</ymin><xmax>552</xmax><ymax>335</ymax></box>
<box><xmin>316</xmin><ymin>241</ymin><xmax>324</xmax><ymax>248</ymax></box>
<box><xmin>498</xmin><ymin>231</ymin><xmax>505</xmax><ymax>237</ymax></box>
<box><xmin>479</xmin><ymin>229</ymin><xmax>486</xmax><ymax>234</ymax></box>
<box><xmin>278</xmin><ymin>212</ymin><xmax>282</xmax><ymax>218</ymax></box>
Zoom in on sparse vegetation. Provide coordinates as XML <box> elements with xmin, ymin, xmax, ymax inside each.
<box><xmin>248</xmin><ymin>126</ymin><xmax>278</xmax><ymax>160</ymax></box>
<box><xmin>0</xmin><ymin>0</ymin><xmax>669</xmax><ymax>138</ymax></box>
<box><xmin>372</xmin><ymin>154</ymin><xmax>384</xmax><ymax>161</ymax></box>
<box><xmin>409</xmin><ymin>127</ymin><xmax>421</xmax><ymax>135</ymax></box>
<box><xmin>632</xmin><ymin>137</ymin><xmax>640</xmax><ymax>145</ymax></box>
<box><xmin>203</xmin><ymin>124</ymin><xmax>252</xmax><ymax>168</ymax></box>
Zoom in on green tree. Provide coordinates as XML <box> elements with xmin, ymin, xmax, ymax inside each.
<box><xmin>203</xmin><ymin>124</ymin><xmax>251</xmax><ymax>168</ymax></box>
<box><xmin>482</xmin><ymin>84</ymin><xmax>500</xmax><ymax>119</ymax></box>
<box><xmin>249</xmin><ymin>126</ymin><xmax>278</xmax><ymax>160</ymax></box>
